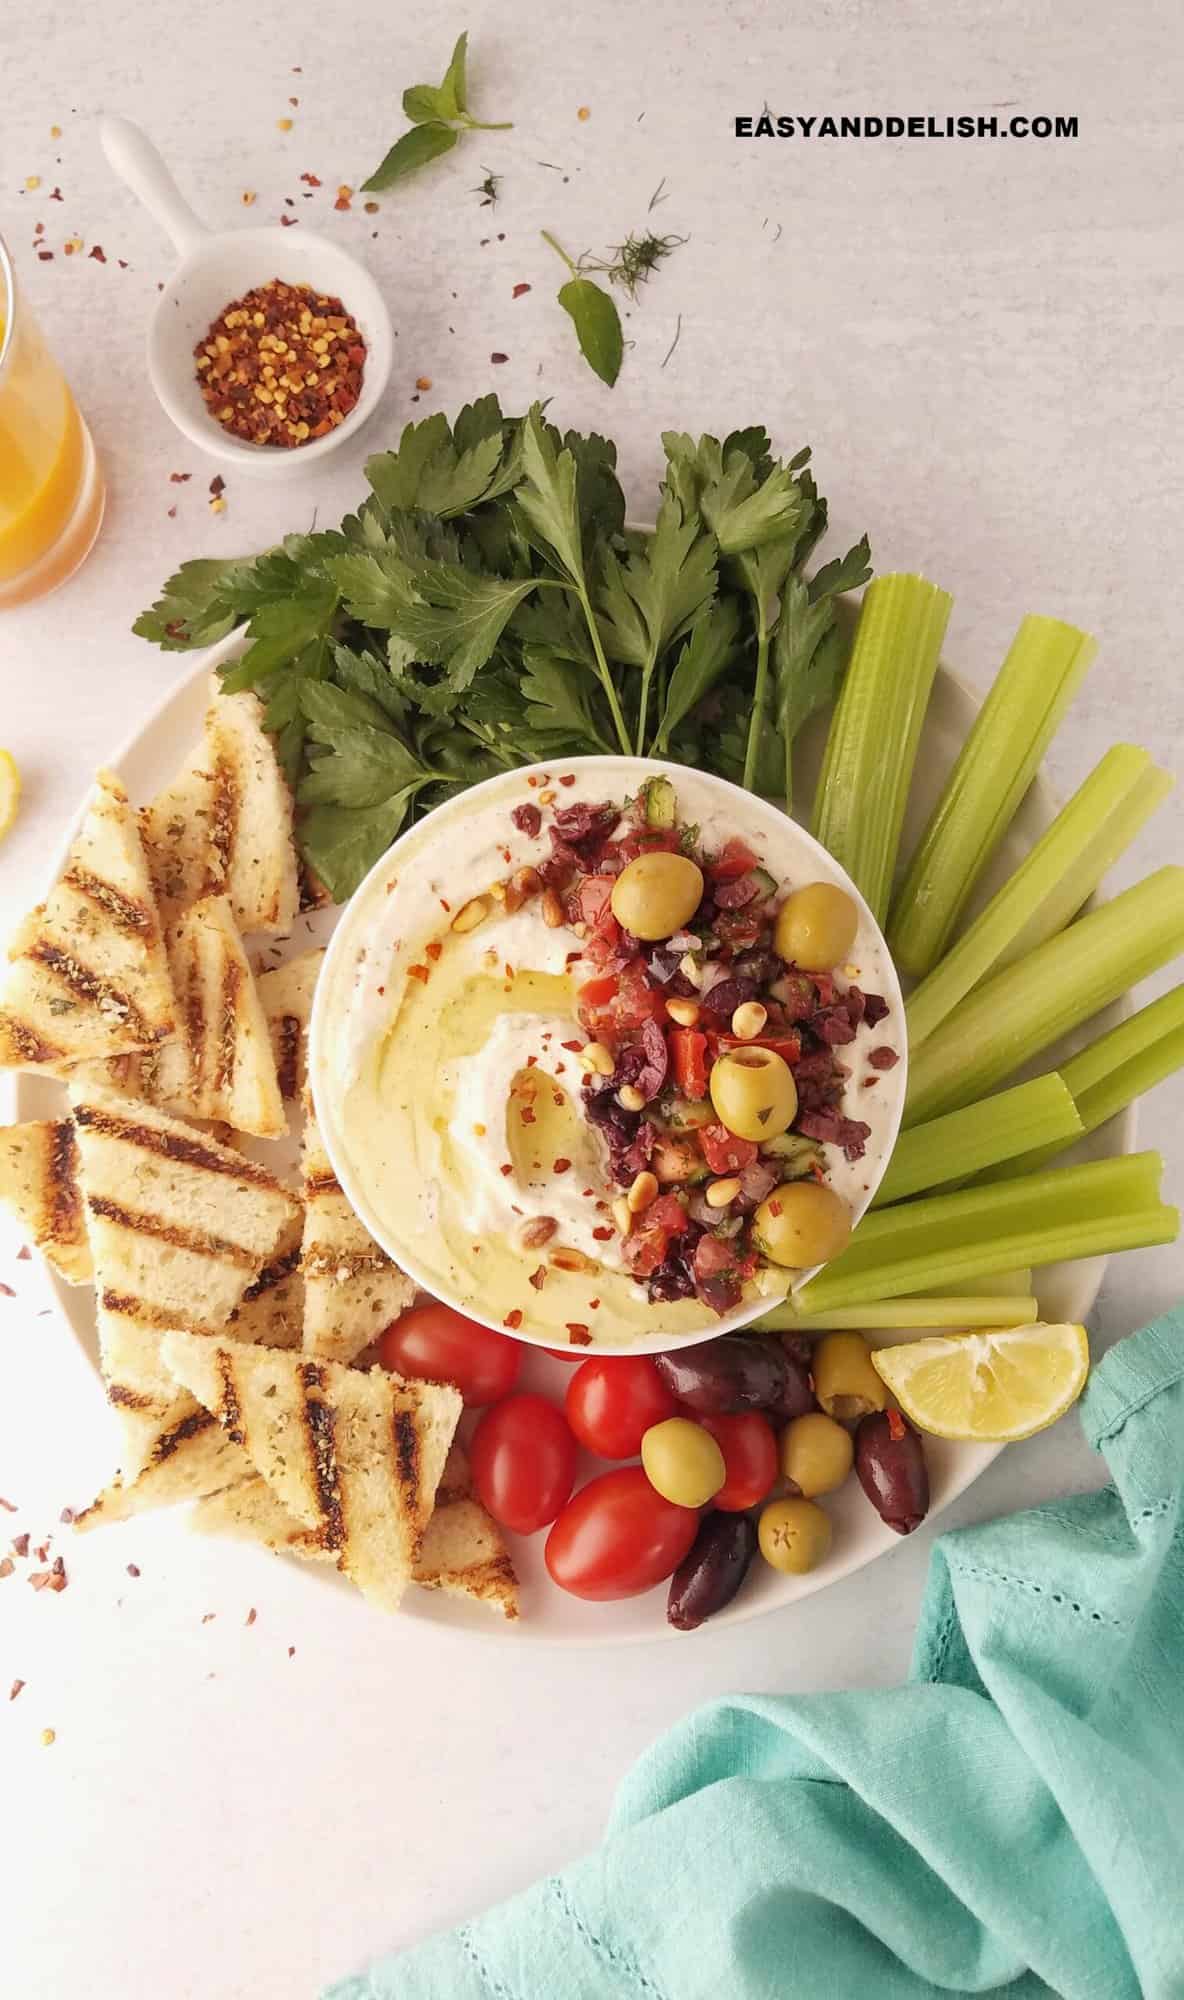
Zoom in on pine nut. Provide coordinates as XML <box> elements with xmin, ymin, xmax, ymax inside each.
<box><xmin>611</xmin><ymin>1196</ymin><xmax>633</xmax><ymax>1236</ymax></box>
<box><xmin>451</xmin><ymin>896</ymin><xmax>489</xmax><ymax>934</ymax></box>
<box><xmin>581</xmin><ymin>1040</ymin><xmax>615</xmax><ymax>1076</ymax></box>
<box><xmin>537</xmin><ymin>787</ymin><xmax>557</xmax><ymax>805</ymax></box>
<box><xmin>541</xmin><ymin>889</ymin><xmax>565</xmax><ymax>928</ymax></box>
<box><xmin>513</xmin><ymin>865</ymin><xmax>541</xmax><ymax>897</ymax></box>
<box><xmin>618</xmin><ymin>1084</ymin><xmax>646</xmax><ymax>1112</ymax></box>
<box><xmin>488</xmin><ymin>879</ymin><xmax>508</xmax><ymax>903</ymax></box>
<box><xmin>705</xmin><ymin>1176</ymin><xmax>742</xmax><ymax>1208</ymax></box>
<box><xmin>665</xmin><ymin>997</ymin><xmax>701</xmax><ymax>1027</ymax></box>
<box><xmin>520</xmin><ymin>1215</ymin><xmax>558</xmax><ymax>1249</ymax></box>
<box><xmin>731</xmin><ymin>1001</ymin><xmax>768</xmax><ymax>1040</ymax></box>
<box><xmin>502</xmin><ymin>877</ymin><xmax>525</xmax><ymax>914</ymax></box>
<box><xmin>627</xmin><ymin>1170</ymin><xmax>659</xmax><ymax>1213</ymax></box>
<box><xmin>550</xmin><ymin>1246</ymin><xmax>596</xmax><ymax>1273</ymax></box>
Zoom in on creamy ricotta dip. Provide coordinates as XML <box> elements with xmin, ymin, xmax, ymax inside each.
<box><xmin>314</xmin><ymin>759</ymin><xmax>907</xmax><ymax>1351</ymax></box>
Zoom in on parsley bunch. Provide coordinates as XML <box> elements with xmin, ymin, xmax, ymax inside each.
<box><xmin>134</xmin><ymin>402</ymin><xmax>870</xmax><ymax>901</ymax></box>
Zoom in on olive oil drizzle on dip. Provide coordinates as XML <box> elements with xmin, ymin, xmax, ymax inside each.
<box><xmin>327</xmin><ymin>764</ymin><xmax>906</xmax><ymax>1350</ymax></box>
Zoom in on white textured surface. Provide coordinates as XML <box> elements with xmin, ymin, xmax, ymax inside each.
<box><xmin>1</xmin><ymin>4</ymin><xmax>1182</xmax><ymax>1996</ymax></box>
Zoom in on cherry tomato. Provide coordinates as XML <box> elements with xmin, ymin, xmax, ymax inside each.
<box><xmin>545</xmin><ymin>1467</ymin><xmax>699</xmax><ymax>1600</ymax></box>
<box><xmin>564</xmin><ymin>1355</ymin><xmax>677</xmax><ymax>1460</ymax></box>
<box><xmin>544</xmin><ymin>1347</ymin><xmax>588</xmax><ymax>1363</ymax></box>
<box><xmin>470</xmin><ymin>1393</ymin><xmax>578</xmax><ymax>1534</ymax></box>
<box><xmin>700</xmin><ymin>1412</ymin><xmax>779</xmax><ymax>1511</ymax></box>
<box><xmin>377</xmin><ymin>1302</ymin><xmax>522</xmax><ymax>1406</ymax></box>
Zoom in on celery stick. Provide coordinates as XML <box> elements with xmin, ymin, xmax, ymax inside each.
<box><xmin>872</xmin><ymin>1074</ymin><xmax>1081</xmax><ymax>1207</ymax></box>
<box><xmin>795</xmin><ymin>1209</ymin><xmax>1178</xmax><ymax>1311</ymax></box>
<box><xmin>906</xmin><ymin>748</ymin><xmax>1172</xmax><ymax>1048</ymax></box>
<box><xmin>920</xmin><ymin>1269</ymin><xmax>1032</xmax><ymax>1297</ymax></box>
<box><xmin>759</xmin><ymin>1296</ymin><xmax>1039</xmax><ymax>1331</ymax></box>
<box><xmin>832</xmin><ymin>1152</ymin><xmax>1164</xmax><ymax>1280</ymax></box>
<box><xmin>981</xmin><ymin>987</ymin><xmax>1184</xmax><ymax>1181</ymax></box>
<box><xmin>811</xmin><ymin>574</ymin><xmax>952</xmax><ymax>922</ymax></box>
<box><xmin>903</xmin><ymin>869</ymin><xmax>1184</xmax><ymax>1125</ymax></box>
<box><xmin>890</xmin><ymin>616</ymin><xmax>1096</xmax><ymax>977</ymax></box>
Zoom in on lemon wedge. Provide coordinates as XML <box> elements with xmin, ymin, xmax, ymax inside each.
<box><xmin>870</xmin><ymin>1322</ymin><xmax>1090</xmax><ymax>1442</ymax></box>
<box><xmin>0</xmin><ymin>750</ymin><xmax>20</xmax><ymax>843</ymax></box>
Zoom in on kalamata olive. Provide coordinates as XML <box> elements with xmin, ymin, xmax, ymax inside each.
<box><xmin>654</xmin><ymin>1334</ymin><xmax>794</xmax><ymax>1417</ymax></box>
<box><xmin>855</xmin><ymin>1411</ymin><xmax>930</xmax><ymax>1534</ymax></box>
<box><xmin>668</xmin><ymin>1512</ymin><xmax>758</xmax><ymax>1630</ymax></box>
<box><xmin>766</xmin><ymin>1349</ymin><xmax>818</xmax><ymax>1424</ymax></box>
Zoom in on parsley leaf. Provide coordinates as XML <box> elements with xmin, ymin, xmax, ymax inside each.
<box><xmin>323</xmin><ymin>548</ymin><xmax>417</xmax><ymax>628</ymax></box>
<box><xmin>653</xmin><ymin>597</ymin><xmax>742</xmax><ymax>751</ymax></box>
<box><xmin>131</xmin><ymin>558</ymin><xmax>253</xmax><ymax>650</ymax></box>
<box><xmin>219</xmin><ymin>581</ymin><xmax>340</xmax><ymax>695</ymax></box>
<box><xmin>389</xmin><ymin>565</ymin><xmax>544</xmax><ymax>690</ymax></box>
<box><xmin>366</xmin><ymin>404</ymin><xmax>520</xmax><ymax>519</ymax></box>
<box><xmin>300</xmin><ymin>793</ymin><xmax>420</xmax><ymax>903</ymax></box>
<box><xmin>520</xmin><ymin>649</ymin><xmax>616</xmax><ymax>753</ymax></box>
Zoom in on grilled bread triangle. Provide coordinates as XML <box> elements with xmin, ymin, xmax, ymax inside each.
<box><xmin>226</xmin><ymin>1229</ymin><xmax>304</xmax><ymax>1349</ymax></box>
<box><xmin>70</xmin><ymin>1084</ymin><xmax>301</xmax><ymax>1476</ymax></box>
<box><xmin>301</xmin><ymin>1110</ymin><xmax>414</xmax><ymax>1363</ymax></box>
<box><xmin>0</xmin><ymin>770</ymin><xmax>177</xmax><ymax>1072</ymax></box>
<box><xmin>191</xmin><ymin>1462</ymin><xmax>519</xmax><ymax>1618</ymax></box>
<box><xmin>161</xmin><ymin>1330</ymin><xmax>461</xmax><ymax>1611</ymax></box>
<box><xmin>72</xmin><ymin>1407</ymin><xmax>246</xmax><ymax>1530</ymax></box>
<box><xmin>142</xmin><ymin>684</ymin><xmax>299</xmax><ymax>935</ymax></box>
<box><xmin>256</xmin><ymin>948</ymin><xmax>324</xmax><ymax>1100</ymax></box>
<box><xmin>0</xmin><ymin>1118</ymin><xmax>91</xmax><ymax>1283</ymax></box>
<box><xmin>77</xmin><ymin>896</ymin><xmax>287</xmax><ymax>1137</ymax></box>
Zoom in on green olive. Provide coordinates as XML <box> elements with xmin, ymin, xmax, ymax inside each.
<box><xmin>774</xmin><ymin>883</ymin><xmax>859</xmax><ymax>972</ymax></box>
<box><xmin>812</xmin><ymin>1332</ymin><xmax>889</xmax><ymax>1421</ymax></box>
<box><xmin>757</xmin><ymin>1496</ymin><xmax>832</xmax><ymax>1575</ymax></box>
<box><xmin>780</xmin><ymin>1412</ymin><xmax>854</xmax><ymax>1498</ymax></box>
<box><xmin>752</xmin><ymin>1181</ymin><xmax>851</xmax><ymax>1268</ymax></box>
<box><xmin>709</xmin><ymin>1047</ymin><xmax>798</xmax><ymax>1142</ymax></box>
<box><xmin>610</xmin><ymin>852</ymin><xmax>704</xmax><ymax>941</ymax></box>
<box><xmin>641</xmin><ymin>1417</ymin><xmax>726</xmax><ymax>1508</ymax></box>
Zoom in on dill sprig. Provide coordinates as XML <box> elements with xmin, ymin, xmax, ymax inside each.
<box><xmin>472</xmin><ymin>167</ymin><xmax>501</xmax><ymax>207</ymax></box>
<box><xmin>583</xmin><ymin>229</ymin><xmax>687</xmax><ymax>301</ymax></box>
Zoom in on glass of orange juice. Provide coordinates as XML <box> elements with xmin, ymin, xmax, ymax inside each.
<box><xmin>0</xmin><ymin>234</ymin><xmax>105</xmax><ymax>608</ymax></box>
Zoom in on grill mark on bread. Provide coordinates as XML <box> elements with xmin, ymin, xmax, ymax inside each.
<box><xmin>25</xmin><ymin>940</ymin><xmax>166</xmax><ymax>1045</ymax></box>
<box><xmin>0</xmin><ymin>1012</ymin><xmax>66</xmax><ymax>1063</ymax></box>
<box><xmin>62</xmin><ymin>864</ymin><xmax>155</xmax><ymax>937</ymax></box>
<box><xmin>215</xmin><ymin>956</ymin><xmax>243</xmax><ymax>1093</ymax></box>
<box><xmin>299</xmin><ymin>1363</ymin><xmax>345</xmax><ymax>1552</ymax></box>
<box><xmin>304</xmin><ymin>1170</ymin><xmax>341</xmax><ymax>1200</ymax></box>
<box><xmin>393</xmin><ymin>1408</ymin><xmax>421</xmax><ymax>1528</ymax></box>
<box><xmin>99</xmin><ymin>1288</ymin><xmax>198</xmax><ymax>1331</ymax></box>
<box><xmin>108</xmin><ymin>1382</ymin><xmax>154</xmax><ymax>1411</ymax></box>
<box><xmin>47</xmin><ymin>1121</ymin><xmax>84</xmax><ymax>1249</ymax></box>
<box><xmin>150</xmin><ymin>1407</ymin><xmax>216</xmax><ymax>1463</ymax></box>
<box><xmin>216</xmin><ymin>1351</ymin><xmax>245</xmax><ymax>1446</ymax></box>
<box><xmin>275</xmin><ymin>1016</ymin><xmax>302</xmax><ymax>1099</ymax></box>
<box><xmin>88</xmin><ymin>1194</ymin><xmax>258</xmax><ymax>1267</ymax></box>
<box><xmin>207</xmin><ymin>757</ymin><xmax>239</xmax><ymax>895</ymax></box>
<box><xmin>236</xmin><ymin>1246</ymin><xmax>301</xmax><ymax>1304</ymax></box>
<box><xmin>72</xmin><ymin>1103</ymin><xmax>281</xmax><ymax>1188</ymax></box>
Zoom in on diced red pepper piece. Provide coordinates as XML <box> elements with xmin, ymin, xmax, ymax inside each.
<box><xmin>710</xmin><ymin>1030</ymin><xmax>802</xmax><ymax>1066</ymax></box>
<box><xmin>707</xmin><ymin>837</ymin><xmax>759</xmax><ymax>882</ymax></box>
<box><xmin>669</xmin><ymin>1027</ymin><xmax>709</xmax><ymax>1101</ymax></box>
<box><xmin>699</xmin><ymin>1123</ymin><xmax>760</xmax><ymax>1174</ymax></box>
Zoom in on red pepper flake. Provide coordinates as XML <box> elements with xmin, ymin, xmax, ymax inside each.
<box><xmin>503</xmin><ymin>1309</ymin><xmax>524</xmax><ymax>1329</ymax></box>
<box><xmin>49</xmin><ymin>186</ymin><xmax>63</xmax><ymax>201</ymax></box>
<box><xmin>512</xmin><ymin>282</ymin><xmax>531</xmax><ymax>298</ymax></box>
<box><xmin>16</xmin><ymin>1245</ymin><xmax>31</xmax><ymax>1260</ymax></box>
<box><xmin>520</xmin><ymin>1106</ymin><xmax>536</xmax><ymax>1125</ymax></box>
<box><xmin>560</xmin><ymin>1039</ymin><xmax>583</xmax><ymax>1052</ymax></box>
<box><xmin>169</xmin><ymin>471</ymin><xmax>191</xmax><ymax>483</ymax></box>
<box><xmin>768</xmin><ymin>1199</ymin><xmax>783</xmax><ymax>1217</ymax></box>
<box><xmin>407</xmin><ymin>964</ymin><xmax>430</xmax><ymax>983</ymax></box>
<box><xmin>88</xmin><ymin>243</ymin><xmax>107</xmax><ymax>263</ymax></box>
<box><xmin>9</xmin><ymin>1679</ymin><xmax>24</xmax><ymax>1701</ymax></box>
<box><xmin>126</xmin><ymin>1563</ymin><xmax>140</xmax><ymax>1578</ymax></box>
<box><xmin>500</xmin><ymin>1163</ymin><xmax>514</xmax><ymax>1177</ymax></box>
<box><xmin>504</xmin><ymin>961</ymin><xmax>514</xmax><ymax>978</ymax></box>
<box><xmin>588</xmin><ymin>1298</ymin><xmax>601</xmax><ymax>1309</ymax></box>
<box><xmin>526</xmin><ymin>1054</ymin><xmax>538</xmax><ymax>1067</ymax></box>
<box><xmin>565</xmin><ymin>951</ymin><xmax>583</xmax><ymax>967</ymax></box>
<box><xmin>209</xmin><ymin>474</ymin><xmax>226</xmax><ymax>497</ymax></box>
<box><xmin>862</xmin><ymin>1075</ymin><xmax>881</xmax><ymax>1088</ymax></box>
<box><xmin>887</xmin><ymin>1409</ymin><xmax>907</xmax><ymax>1442</ymax></box>
<box><xmin>59</xmin><ymin>1507</ymin><xmax>74</xmax><ymax>1524</ymax></box>
<box><xmin>0</xmin><ymin>1282</ymin><xmax>14</xmax><ymax>1297</ymax></box>
<box><xmin>34</xmin><ymin>1543</ymin><xmax>48</xmax><ymax>1562</ymax></box>
<box><xmin>288</xmin><ymin>1645</ymin><xmax>296</xmax><ymax>1658</ymax></box>
<box><xmin>300</xmin><ymin>172</ymin><xmax>322</xmax><ymax>187</ymax></box>
<box><xmin>364</xmin><ymin>199</ymin><xmax>380</xmax><ymax>213</ymax></box>
<box><xmin>528</xmin><ymin>1266</ymin><xmax>547</xmax><ymax>1291</ymax></box>
<box><xmin>12</xmin><ymin>1533</ymin><xmax>30</xmax><ymax>1557</ymax></box>
<box><xmin>37</xmin><ymin>250</ymin><xmax>53</xmax><ymax>261</ymax></box>
<box><xmin>552</xmin><ymin>1092</ymin><xmax>564</xmax><ymax>1108</ymax></box>
<box><xmin>526</xmin><ymin>774</ymin><xmax>539</xmax><ymax>787</ymax></box>
<box><xmin>334</xmin><ymin>186</ymin><xmax>353</xmax><ymax>212</ymax></box>
<box><xmin>28</xmin><ymin>1571</ymin><xmax>53</xmax><ymax>1592</ymax></box>
<box><xmin>245</xmin><ymin>1607</ymin><xmax>257</xmax><ymax>1626</ymax></box>
<box><xmin>201</xmin><ymin>1612</ymin><xmax>216</xmax><ymax>1624</ymax></box>
<box><xmin>491</xmin><ymin>352</ymin><xmax>509</xmax><ymax>364</ymax></box>
<box><xmin>438</xmin><ymin>896</ymin><xmax>452</xmax><ymax>912</ymax></box>
<box><xmin>868</xmin><ymin>1046</ymin><xmax>899</xmax><ymax>1071</ymax></box>
<box><xmin>280</xmin><ymin>215</ymin><xmax>298</xmax><ymax>227</ymax></box>
<box><xmin>118</xmin><ymin>258</ymin><xmax>129</xmax><ymax>269</ymax></box>
<box><xmin>559</xmin><ymin>773</ymin><xmax>577</xmax><ymax>786</ymax></box>
<box><xmin>592</xmin><ymin>1225</ymin><xmax>613</xmax><ymax>1241</ymax></box>
<box><xmin>0</xmin><ymin>1498</ymin><xmax>16</xmax><ymax>1513</ymax></box>
<box><xmin>289</xmin><ymin>95</ymin><xmax>299</xmax><ymax>106</ymax></box>
<box><xmin>565</xmin><ymin>1323</ymin><xmax>592</xmax><ymax>1344</ymax></box>
<box><xmin>0</xmin><ymin>1559</ymin><xmax>13</xmax><ymax>1580</ymax></box>
<box><xmin>555</xmin><ymin>1062</ymin><xmax>566</xmax><ymax>1075</ymax></box>
<box><xmin>167</xmin><ymin>505</ymin><xmax>177</xmax><ymax>519</ymax></box>
<box><xmin>553</xmin><ymin>1157</ymin><xmax>572</xmax><ymax>1174</ymax></box>
<box><xmin>425</xmin><ymin>940</ymin><xmax>443</xmax><ymax>962</ymax></box>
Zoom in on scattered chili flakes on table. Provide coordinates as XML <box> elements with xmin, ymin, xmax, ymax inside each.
<box><xmin>9</xmin><ymin>1679</ymin><xmax>24</xmax><ymax>1701</ymax></box>
<box><xmin>194</xmin><ymin>278</ymin><xmax>366</xmax><ymax>447</ymax></box>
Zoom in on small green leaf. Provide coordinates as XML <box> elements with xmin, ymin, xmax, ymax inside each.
<box><xmin>323</xmin><ymin>548</ymin><xmax>417</xmax><ymax>628</ymax></box>
<box><xmin>516</xmin><ymin>407</ymin><xmax>586</xmax><ymax>587</ymax></box>
<box><xmin>653</xmin><ymin>598</ymin><xmax>743</xmax><ymax>749</ymax></box>
<box><xmin>300</xmin><ymin>792</ymin><xmax>419</xmax><ymax>903</ymax></box>
<box><xmin>133</xmin><ymin>557</ymin><xmax>252</xmax><ymax>650</ymax></box>
<box><xmin>298</xmin><ymin>728</ymin><xmax>424</xmax><ymax>808</ymax></box>
<box><xmin>330</xmin><ymin>644</ymin><xmax>411</xmax><ymax>725</ymax></box>
<box><xmin>440</xmin><ymin>30</ymin><xmax>469</xmax><ymax>115</ymax></box>
<box><xmin>521</xmin><ymin>649</ymin><xmax>615</xmax><ymax>752</ymax></box>
<box><xmin>403</xmin><ymin>84</ymin><xmax>446</xmax><ymax>124</ymax></box>
<box><xmin>361</xmin><ymin>121</ymin><xmax>458</xmax><ymax>193</ymax></box>
<box><xmin>595</xmin><ymin>494</ymin><xmax>717</xmax><ymax>670</ymax></box>
<box><xmin>557</xmin><ymin>277</ymin><xmax>623</xmax><ymax>387</ymax></box>
<box><xmin>300</xmin><ymin>680</ymin><xmax>398</xmax><ymax>739</ymax></box>
<box><xmin>390</xmin><ymin>566</ymin><xmax>542</xmax><ymax>689</ymax></box>
<box><xmin>219</xmin><ymin>582</ymin><xmax>339</xmax><ymax>693</ymax></box>
<box><xmin>809</xmin><ymin>533</ymin><xmax>872</xmax><ymax>603</ymax></box>
<box><xmin>365</xmin><ymin>412</ymin><xmax>514</xmax><ymax>520</ymax></box>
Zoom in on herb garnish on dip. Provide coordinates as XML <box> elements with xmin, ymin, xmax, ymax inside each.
<box><xmin>320</xmin><ymin>762</ymin><xmax>905</xmax><ymax>1351</ymax></box>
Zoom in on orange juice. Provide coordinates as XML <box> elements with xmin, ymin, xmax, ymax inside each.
<box><xmin>0</xmin><ymin>236</ymin><xmax>105</xmax><ymax>607</ymax></box>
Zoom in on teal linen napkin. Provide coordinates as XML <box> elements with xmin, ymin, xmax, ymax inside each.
<box><xmin>327</xmin><ymin>1312</ymin><xmax>1184</xmax><ymax>2000</ymax></box>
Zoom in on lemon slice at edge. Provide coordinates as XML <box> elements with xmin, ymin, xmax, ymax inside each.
<box><xmin>870</xmin><ymin>1322</ymin><xmax>1090</xmax><ymax>1442</ymax></box>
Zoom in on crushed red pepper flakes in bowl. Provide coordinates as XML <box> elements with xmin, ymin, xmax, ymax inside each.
<box><xmin>194</xmin><ymin>277</ymin><xmax>366</xmax><ymax>448</ymax></box>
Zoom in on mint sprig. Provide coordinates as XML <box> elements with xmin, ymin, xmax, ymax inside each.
<box><xmin>361</xmin><ymin>32</ymin><xmax>511</xmax><ymax>195</ymax></box>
